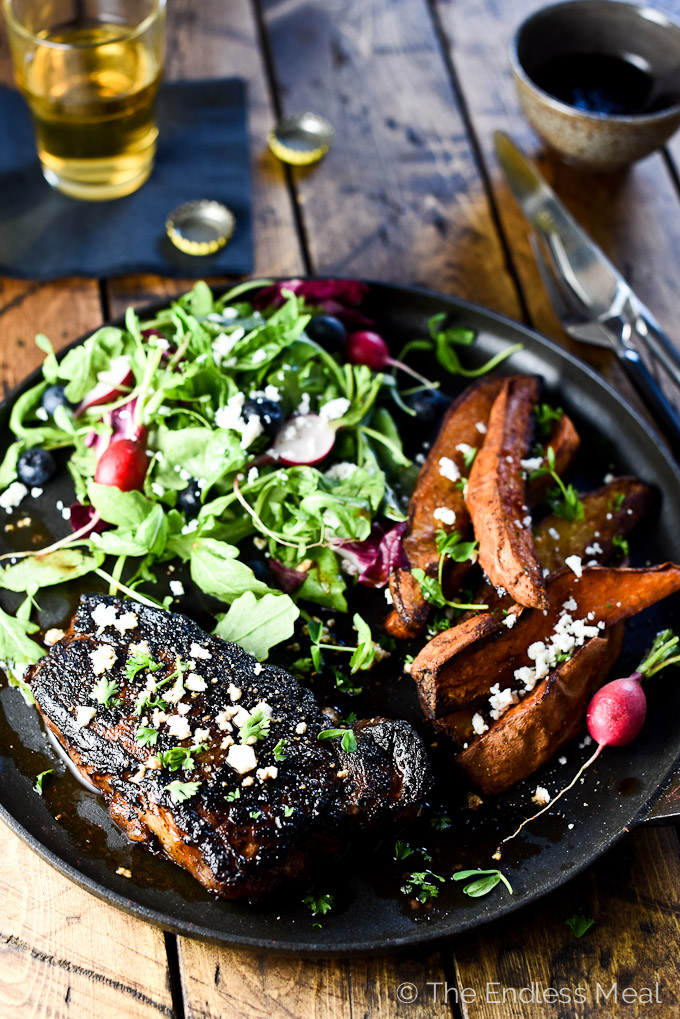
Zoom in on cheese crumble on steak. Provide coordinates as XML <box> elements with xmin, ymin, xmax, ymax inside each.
<box><xmin>27</xmin><ymin>594</ymin><xmax>432</xmax><ymax>900</ymax></box>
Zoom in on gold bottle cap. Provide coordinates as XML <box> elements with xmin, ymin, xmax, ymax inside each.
<box><xmin>268</xmin><ymin>112</ymin><xmax>334</xmax><ymax>166</ymax></box>
<box><xmin>166</xmin><ymin>200</ymin><xmax>235</xmax><ymax>256</ymax></box>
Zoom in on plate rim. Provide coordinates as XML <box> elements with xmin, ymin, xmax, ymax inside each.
<box><xmin>1</xmin><ymin>276</ymin><xmax>679</xmax><ymax>956</ymax></box>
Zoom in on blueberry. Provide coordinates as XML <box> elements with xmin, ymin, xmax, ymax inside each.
<box><xmin>242</xmin><ymin>396</ymin><xmax>285</xmax><ymax>438</ymax></box>
<box><xmin>41</xmin><ymin>384</ymin><xmax>73</xmax><ymax>416</ymax></box>
<box><xmin>305</xmin><ymin>315</ymin><xmax>347</xmax><ymax>350</ymax></box>
<box><xmin>17</xmin><ymin>448</ymin><xmax>56</xmax><ymax>487</ymax></box>
<box><xmin>177</xmin><ymin>480</ymin><xmax>201</xmax><ymax>517</ymax></box>
<box><xmin>405</xmin><ymin>388</ymin><xmax>451</xmax><ymax>422</ymax></box>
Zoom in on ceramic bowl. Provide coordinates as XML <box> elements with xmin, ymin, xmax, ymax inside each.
<box><xmin>510</xmin><ymin>0</ymin><xmax>680</xmax><ymax>171</ymax></box>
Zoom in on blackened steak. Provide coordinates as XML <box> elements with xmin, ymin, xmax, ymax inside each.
<box><xmin>28</xmin><ymin>594</ymin><xmax>432</xmax><ymax>900</ymax></box>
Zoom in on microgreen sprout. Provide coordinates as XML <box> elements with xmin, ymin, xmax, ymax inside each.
<box><xmin>453</xmin><ymin>868</ymin><xmax>513</xmax><ymax>898</ymax></box>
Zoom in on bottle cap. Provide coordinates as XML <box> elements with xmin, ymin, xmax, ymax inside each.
<box><xmin>166</xmin><ymin>200</ymin><xmax>235</xmax><ymax>256</ymax></box>
<box><xmin>268</xmin><ymin>112</ymin><xmax>334</xmax><ymax>165</ymax></box>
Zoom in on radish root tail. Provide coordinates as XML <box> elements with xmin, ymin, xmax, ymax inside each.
<box><xmin>494</xmin><ymin>743</ymin><xmax>604</xmax><ymax>859</ymax></box>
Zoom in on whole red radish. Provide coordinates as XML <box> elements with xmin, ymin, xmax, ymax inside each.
<box><xmin>345</xmin><ymin>330</ymin><xmax>437</xmax><ymax>389</ymax></box>
<box><xmin>496</xmin><ymin>629</ymin><xmax>680</xmax><ymax>856</ymax></box>
<box><xmin>94</xmin><ymin>439</ymin><xmax>149</xmax><ymax>491</ymax></box>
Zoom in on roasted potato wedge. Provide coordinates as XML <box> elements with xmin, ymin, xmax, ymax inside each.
<box><xmin>412</xmin><ymin>563</ymin><xmax>680</xmax><ymax>719</ymax></box>
<box><xmin>454</xmin><ymin>623</ymin><xmax>625</xmax><ymax>795</ymax></box>
<box><xmin>385</xmin><ymin>376</ymin><xmax>507</xmax><ymax>638</ymax></box>
<box><xmin>466</xmin><ymin>376</ymin><xmax>548</xmax><ymax>609</ymax></box>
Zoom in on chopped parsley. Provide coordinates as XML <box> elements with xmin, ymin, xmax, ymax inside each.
<box><xmin>165</xmin><ymin>779</ymin><xmax>201</xmax><ymax>803</ymax></box>
<box><xmin>532</xmin><ymin>446</ymin><xmax>583</xmax><ymax>521</ymax></box>
<box><xmin>273</xmin><ymin>738</ymin><xmax>288</xmax><ymax>762</ymax></box>
<box><xmin>394</xmin><ymin>839</ymin><xmax>415</xmax><ymax>861</ymax></box>
<box><xmin>612</xmin><ymin>533</ymin><xmax>629</xmax><ymax>556</ymax></box>
<box><xmin>400</xmin><ymin>870</ymin><xmax>445</xmax><ymax>903</ymax></box>
<box><xmin>283</xmin><ymin>805</ymin><xmax>294</xmax><ymax>817</ymax></box>
<box><xmin>124</xmin><ymin>648</ymin><xmax>163</xmax><ymax>681</ymax></box>
<box><xmin>534</xmin><ymin>402</ymin><xmax>563</xmax><ymax>440</ymax></box>
<box><xmin>430</xmin><ymin>811</ymin><xmax>452</xmax><ymax>831</ymax></box>
<box><xmin>91</xmin><ymin>675</ymin><xmax>120</xmax><ymax>708</ymax></box>
<box><xmin>317</xmin><ymin>727</ymin><xmax>358</xmax><ymax>753</ymax></box>
<box><xmin>225</xmin><ymin>788</ymin><xmax>241</xmax><ymax>802</ymax></box>
<box><xmin>34</xmin><ymin>768</ymin><xmax>53</xmax><ymax>795</ymax></box>
<box><xmin>238</xmin><ymin>706</ymin><xmax>270</xmax><ymax>745</ymax></box>
<box><xmin>136</xmin><ymin>725</ymin><xmax>159</xmax><ymax>747</ymax></box>
<box><xmin>565</xmin><ymin>914</ymin><xmax>595</xmax><ymax>938</ymax></box>
<box><xmin>610</xmin><ymin>492</ymin><xmax>626</xmax><ymax>511</ymax></box>
<box><xmin>303</xmin><ymin>892</ymin><xmax>334</xmax><ymax>916</ymax></box>
<box><xmin>155</xmin><ymin>744</ymin><xmax>207</xmax><ymax>772</ymax></box>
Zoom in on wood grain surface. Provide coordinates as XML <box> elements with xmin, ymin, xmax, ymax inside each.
<box><xmin>0</xmin><ymin>0</ymin><xmax>679</xmax><ymax>1017</ymax></box>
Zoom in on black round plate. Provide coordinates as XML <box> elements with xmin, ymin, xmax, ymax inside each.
<box><xmin>1</xmin><ymin>280</ymin><xmax>679</xmax><ymax>956</ymax></box>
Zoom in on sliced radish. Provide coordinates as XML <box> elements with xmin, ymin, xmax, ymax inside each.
<box><xmin>74</xmin><ymin>356</ymin><xmax>134</xmax><ymax>417</ymax></box>
<box><xmin>94</xmin><ymin>439</ymin><xmax>149</xmax><ymax>491</ymax></box>
<box><xmin>270</xmin><ymin>415</ymin><xmax>336</xmax><ymax>466</ymax></box>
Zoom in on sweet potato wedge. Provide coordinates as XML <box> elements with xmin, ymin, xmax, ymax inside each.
<box><xmin>466</xmin><ymin>376</ymin><xmax>548</xmax><ymax>609</ymax></box>
<box><xmin>526</xmin><ymin>412</ymin><xmax>581</xmax><ymax>507</ymax></box>
<box><xmin>385</xmin><ymin>376</ymin><xmax>507</xmax><ymax>638</ymax></box>
<box><xmin>472</xmin><ymin>476</ymin><xmax>653</xmax><ymax>614</ymax></box>
<box><xmin>454</xmin><ymin>623</ymin><xmax>625</xmax><ymax>795</ymax></box>
<box><xmin>534</xmin><ymin>476</ymin><xmax>653</xmax><ymax>574</ymax></box>
<box><xmin>412</xmin><ymin>563</ymin><xmax>680</xmax><ymax>719</ymax></box>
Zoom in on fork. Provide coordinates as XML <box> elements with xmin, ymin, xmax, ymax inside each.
<box><xmin>530</xmin><ymin>235</ymin><xmax>680</xmax><ymax>457</ymax></box>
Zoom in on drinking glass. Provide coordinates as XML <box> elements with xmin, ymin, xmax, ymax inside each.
<box><xmin>3</xmin><ymin>0</ymin><xmax>166</xmax><ymax>200</ymax></box>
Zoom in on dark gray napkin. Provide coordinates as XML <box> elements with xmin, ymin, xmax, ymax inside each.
<box><xmin>0</xmin><ymin>79</ymin><xmax>253</xmax><ymax>280</ymax></box>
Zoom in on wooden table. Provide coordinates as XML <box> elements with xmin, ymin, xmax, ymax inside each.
<box><xmin>2</xmin><ymin>1</ymin><xmax>680</xmax><ymax>1016</ymax></box>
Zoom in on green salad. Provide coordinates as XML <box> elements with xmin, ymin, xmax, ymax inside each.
<box><xmin>0</xmin><ymin>279</ymin><xmax>515</xmax><ymax>691</ymax></box>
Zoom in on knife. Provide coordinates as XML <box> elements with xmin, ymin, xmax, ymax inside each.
<box><xmin>495</xmin><ymin>131</ymin><xmax>680</xmax><ymax>391</ymax></box>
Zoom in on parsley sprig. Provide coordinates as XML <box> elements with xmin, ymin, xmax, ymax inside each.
<box><xmin>412</xmin><ymin>568</ymin><xmax>488</xmax><ymax>613</ymax></box>
<box><xmin>400</xmin><ymin>870</ymin><xmax>445</xmax><ymax>903</ymax></box>
<box><xmin>124</xmin><ymin>648</ymin><xmax>164</xmax><ymax>682</ymax></box>
<box><xmin>155</xmin><ymin>744</ymin><xmax>207</xmax><ymax>772</ymax></box>
<box><xmin>91</xmin><ymin>675</ymin><xmax>120</xmax><ymax>708</ymax></box>
<box><xmin>565</xmin><ymin>914</ymin><xmax>595</xmax><ymax>937</ymax></box>
<box><xmin>165</xmin><ymin>779</ymin><xmax>201</xmax><ymax>803</ymax></box>
<box><xmin>435</xmin><ymin>528</ymin><xmax>479</xmax><ymax>586</ymax></box>
<box><xmin>238</xmin><ymin>707</ymin><xmax>270</xmax><ymax>745</ymax></box>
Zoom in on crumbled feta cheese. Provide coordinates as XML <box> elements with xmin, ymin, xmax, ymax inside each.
<box><xmin>256</xmin><ymin>766</ymin><xmax>278</xmax><ymax>781</ymax></box>
<box><xmin>562</xmin><ymin>597</ymin><xmax>578</xmax><ymax>612</ymax></box>
<box><xmin>0</xmin><ymin>481</ymin><xmax>28</xmax><ymax>513</ymax></box>
<box><xmin>565</xmin><ymin>554</ymin><xmax>583</xmax><ymax>578</ymax></box>
<box><xmin>475</xmin><ymin>421</ymin><xmax>487</xmax><ymax>434</ymax></box>
<box><xmin>30</xmin><ymin>487</ymin><xmax>43</xmax><ymax>499</ymax></box>
<box><xmin>455</xmin><ymin>443</ymin><xmax>475</xmax><ymax>458</ymax></box>
<box><xmin>169</xmin><ymin>580</ymin><xmax>185</xmax><ymax>597</ymax></box>
<box><xmin>548</xmin><ymin>526</ymin><xmax>560</xmax><ymax>542</ymax></box>
<box><xmin>166</xmin><ymin>715</ymin><xmax>192</xmax><ymax>740</ymax></box>
<box><xmin>325</xmin><ymin>461</ymin><xmax>358</xmax><ymax>481</ymax></box>
<box><xmin>297</xmin><ymin>392</ymin><xmax>311</xmax><ymax>415</ymax></box>
<box><xmin>251</xmin><ymin>348</ymin><xmax>267</xmax><ymax>365</ymax></box>
<box><xmin>44</xmin><ymin>627</ymin><xmax>65</xmax><ymax>646</ymax></box>
<box><xmin>295</xmin><ymin>721</ymin><xmax>307</xmax><ymax>735</ymax></box>
<box><xmin>253</xmin><ymin>663</ymin><xmax>263</xmax><ymax>676</ymax></box>
<box><xmin>532</xmin><ymin>785</ymin><xmax>550</xmax><ymax>806</ymax></box>
<box><xmin>227</xmin><ymin>683</ymin><xmax>242</xmax><ymax>702</ymax></box>
<box><xmin>130</xmin><ymin>639</ymin><xmax>150</xmax><ymax>657</ymax></box>
<box><xmin>35</xmin><ymin>407</ymin><xmax>48</xmax><ymax>421</ymax></box>
<box><xmin>384</xmin><ymin>587</ymin><xmax>394</xmax><ymax>605</ymax></box>
<box><xmin>584</xmin><ymin>542</ymin><xmax>603</xmax><ymax>556</ymax></box>
<box><xmin>211</xmin><ymin>330</ymin><xmax>243</xmax><ymax>366</ymax></box>
<box><xmin>433</xmin><ymin>506</ymin><xmax>456</xmax><ymax>526</ymax></box>
<box><xmin>75</xmin><ymin>706</ymin><xmax>97</xmax><ymax>728</ymax></box>
<box><xmin>241</xmin><ymin>776</ymin><xmax>254</xmax><ymax>787</ymax></box>
<box><xmin>471</xmin><ymin>712</ymin><xmax>489</xmax><ymax>735</ymax></box>
<box><xmin>520</xmin><ymin>456</ymin><xmax>544</xmax><ymax>473</ymax></box>
<box><xmin>220</xmin><ymin>735</ymin><xmax>234</xmax><ymax>749</ymax></box>
<box><xmin>319</xmin><ymin>397</ymin><xmax>351</xmax><ymax>421</ymax></box>
<box><xmin>89</xmin><ymin>644</ymin><xmax>116</xmax><ymax>675</ymax></box>
<box><xmin>503</xmin><ymin>613</ymin><xmax>517</xmax><ymax>629</ymax></box>
<box><xmin>190</xmin><ymin>642</ymin><xmax>211</xmax><ymax>660</ymax></box>
<box><xmin>559</xmin><ymin>755</ymin><xmax>567</xmax><ymax>765</ymax></box>
<box><xmin>185</xmin><ymin>675</ymin><xmax>207</xmax><ymax>692</ymax></box>
<box><xmin>240</xmin><ymin>414</ymin><xmax>264</xmax><ymax>449</ymax></box>
<box><xmin>194</xmin><ymin>727</ymin><xmax>211</xmax><ymax>744</ymax></box>
<box><xmin>151</xmin><ymin>708</ymin><xmax>167</xmax><ymax>728</ymax></box>
<box><xmin>151</xmin><ymin>481</ymin><xmax>165</xmax><ymax>498</ymax></box>
<box><xmin>247</xmin><ymin>466</ymin><xmax>260</xmax><ymax>485</ymax></box>
<box><xmin>91</xmin><ymin>602</ymin><xmax>118</xmax><ymax>633</ymax></box>
<box><xmin>603</xmin><ymin>472</ymin><xmax>614</xmax><ymax>484</ymax></box>
<box><xmin>438</xmin><ymin>456</ymin><xmax>460</xmax><ymax>483</ymax></box>
<box><xmin>116</xmin><ymin>611</ymin><xmax>138</xmax><ymax>634</ymax></box>
<box><xmin>226</xmin><ymin>743</ymin><xmax>257</xmax><ymax>775</ymax></box>
<box><xmin>488</xmin><ymin>683</ymin><xmax>519</xmax><ymax>720</ymax></box>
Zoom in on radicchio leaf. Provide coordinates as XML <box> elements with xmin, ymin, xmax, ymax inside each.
<box><xmin>336</xmin><ymin>522</ymin><xmax>408</xmax><ymax>587</ymax></box>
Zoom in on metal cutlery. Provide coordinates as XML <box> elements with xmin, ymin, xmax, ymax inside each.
<box><xmin>495</xmin><ymin>131</ymin><xmax>680</xmax><ymax>454</ymax></box>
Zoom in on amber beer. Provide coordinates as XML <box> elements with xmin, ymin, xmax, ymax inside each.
<box><xmin>3</xmin><ymin>1</ymin><xmax>166</xmax><ymax>200</ymax></box>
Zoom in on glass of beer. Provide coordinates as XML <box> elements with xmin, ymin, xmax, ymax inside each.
<box><xmin>3</xmin><ymin>0</ymin><xmax>166</xmax><ymax>200</ymax></box>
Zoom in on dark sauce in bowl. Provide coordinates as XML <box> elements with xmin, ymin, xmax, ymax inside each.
<box><xmin>530</xmin><ymin>53</ymin><xmax>671</xmax><ymax>116</ymax></box>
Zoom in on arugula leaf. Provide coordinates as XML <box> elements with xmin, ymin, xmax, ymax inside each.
<box><xmin>165</xmin><ymin>779</ymin><xmax>201</xmax><ymax>803</ymax></box>
<box><xmin>214</xmin><ymin>591</ymin><xmax>299</xmax><ymax>659</ymax></box>
<box><xmin>565</xmin><ymin>914</ymin><xmax>595</xmax><ymax>938</ymax></box>
<box><xmin>59</xmin><ymin>326</ymin><xmax>126</xmax><ymax>403</ymax></box>
<box><xmin>34</xmin><ymin>769</ymin><xmax>54</xmax><ymax>795</ymax></box>
<box><xmin>88</xmin><ymin>482</ymin><xmax>157</xmax><ymax>528</ymax></box>
<box><xmin>0</xmin><ymin>604</ymin><xmax>46</xmax><ymax>668</ymax></box>
<box><xmin>0</xmin><ymin>441</ymin><xmax>24</xmax><ymax>488</ymax></box>
<box><xmin>190</xmin><ymin>538</ymin><xmax>271</xmax><ymax>601</ymax></box>
<box><xmin>453</xmin><ymin>868</ymin><xmax>513</xmax><ymax>897</ymax></box>
<box><xmin>0</xmin><ymin>550</ymin><xmax>104</xmax><ymax>593</ymax></box>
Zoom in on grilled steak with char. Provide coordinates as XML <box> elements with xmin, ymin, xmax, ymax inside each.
<box><xmin>27</xmin><ymin>594</ymin><xmax>432</xmax><ymax>900</ymax></box>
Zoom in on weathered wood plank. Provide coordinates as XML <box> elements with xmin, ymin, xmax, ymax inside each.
<box><xmin>107</xmin><ymin>0</ymin><xmax>304</xmax><ymax>319</ymax></box>
<box><xmin>452</xmin><ymin>827</ymin><xmax>680</xmax><ymax>1019</ymax></box>
<box><xmin>258</xmin><ymin>0</ymin><xmax>522</xmax><ymax>315</ymax></box>
<box><xmin>0</xmin><ymin>817</ymin><xmax>176</xmax><ymax>1019</ymax></box>
<box><xmin>178</xmin><ymin>941</ymin><xmax>451</xmax><ymax>1019</ymax></box>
